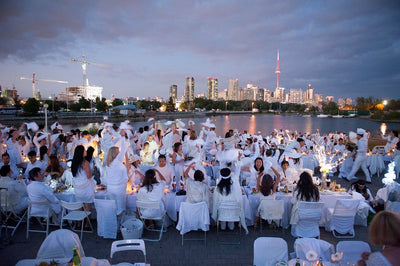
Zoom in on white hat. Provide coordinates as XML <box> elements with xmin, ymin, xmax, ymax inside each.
<box><xmin>159</xmin><ymin>148</ymin><xmax>167</xmax><ymax>155</ymax></box>
<box><xmin>164</xmin><ymin>120</ymin><xmax>174</xmax><ymax>126</ymax></box>
<box><xmin>50</xmin><ymin>122</ymin><xmax>58</xmax><ymax>131</ymax></box>
<box><xmin>209</xmin><ymin>149</ymin><xmax>218</xmax><ymax>156</ymax></box>
<box><xmin>188</xmin><ymin>120</ymin><xmax>195</xmax><ymax>126</ymax></box>
<box><xmin>103</xmin><ymin>116</ymin><xmax>108</xmax><ymax>120</ymax></box>
<box><xmin>175</xmin><ymin>119</ymin><xmax>185</xmax><ymax>128</ymax></box>
<box><xmin>287</xmin><ymin>150</ymin><xmax>302</xmax><ymax>159</ymax></box>
<box><xmin>36</xmin><ymin>133</ymin><xmax>49</xmax><ymax>142</ymax></box>
<box><xmin>120</xmin><ymin>121</ymin><xmax>132</xmax><ymax>130</ymax></box>
<box><xmin>357</xmin><ymin>128</ymin><xmax>365</xmax><ymax>135</ymax></box>
<box><xmin>147</xmin><ymin>117</ymin><xmax>154</xmax><ymax>123</ymax></box>
<box><xmin>25</xmin><ymin>122</ymin><xmax>39</xmax><ymax>132</ymax></box>
<box><xmin>129</xmin><ymin>154</ymin><xmax>140</xmax><ymax>163</ymax></box>
<box><xmin>243</xmin><ymin>150</ymin><xmax>251</xmax><ymax>156</ymax></box>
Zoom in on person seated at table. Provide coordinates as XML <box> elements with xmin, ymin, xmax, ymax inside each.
<box><xmin>242</xmin><ymin>157</ymin><xmax>270</xmax><ymax>187</ymax></box>
<box><xmin>105</xmin><ymin>131</ymin><xmax>129</xmax><ymax>218</ymax></box>
<box><xmin>382</xmin><ymin>130</ymin><xmax>399</xmax><ymax>154</ymax></box>
<box><xmin>254</xmin><ymin>173</ymin><xmax>281</xmax><ymax>228</ymax></box>
<box><xmin>212</xmin><ymin>168</ymin><xmax>247</xmax><ymax>233</ymax></box>
<box><xmin>290</xmin><ymin>170</ymin><xmax>320</xmax><ymax>225</ymax></box>
<box><xmin>27</xmin><ymin>167</ymin><xmax>61</xmax><ymax>219</ymax></box>
<box><xmin>127</xmin><ymin>154</ymin><xmax>144</xmax><ymax>186</ymax></box>
<box><xmin>0</xmin><ymin>152</ymin><xmax>20</xmax><ymax>179</ymax></box>
<box><xmin>24</xmin><ymin>151</ymin><xmax>45</xmax><ymax>179</ymax></box>
<box><xmin>338</xmin><ymin>143</ymin><xmax>355</xmax><ymax>179</ymax></box>
<box><xmin>350</xmin><ymin>179</ymin><xmax>374</xmax><ymax>203</ymax></box>
<box><xmin>183</xmin><ymin>162</ymin><xmax>210</xmax><ymax>206</ymax></box>
<box><xmin>155</xmin><ymin>155</ymin><xmax>174</xmax><ymax>187</ymax></box>
<box><xmin>38</xmin><ymin>146</ymin><xmax>50</xmax><ymax>173</ymax></box>
<box><xmin>278</xmin><ymin>160</ymin><xmax>298</xmax><ymax>185</ymax></box>
<box><xmin>0</xmin><ymin>165</ymin><xmax>28</xmax><ymax>214</ymax></box>
<box><xmin>44</xmin><ymin>155</ymin><xmax>64</xmax><ymax>181</ymax></box>
<box><xmin>71</xmin><ymin>145</ymin><xmax>95</xmax><ymax>215</ymax></box>
<box><xmin>137</xmin><ymin>169</ymin><xmax>166</xmax><ymax>226</ymax></box>
<box><xmin>358</xmin><ymin>211</ymin><xmax>400</xmax><ymax>266</ymax></box>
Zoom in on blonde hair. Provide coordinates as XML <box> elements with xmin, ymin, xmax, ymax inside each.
<box><xmin>369</xmin><ymin>211</ymin><xmax>400</xmax><ymax>246</ymax></box>
<box><xmin>106</xmin><ymin>146</ymin><xmax>120</xmax><ymax>167</ymax></box>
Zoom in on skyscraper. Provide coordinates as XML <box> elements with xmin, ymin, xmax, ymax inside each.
<box><xmin>228</xmin><ymin>79</ymin><xmax>239</xmax><ymax>101</ymax></box>
<box><xmin>274</xmin><ymin>87</ymin><xmax>285</xmax><ymax>102</ymax></box>
<box><xmin>184</xmin><ymin>77</ymin><xmax>194</xmax><ymax>103</ymax></box>
<box><xmin>275</xmin><ymin>50</ymin><xmax>281</xmax><ymax>89</ymax></box>
<box><xmin>306</xmin><ymin>84</ymin><xmax>314</xmax><ymax>103</ymax></box>
<box><xmin>169</xmin><ymin>84</ymin><xmax>177</xmax><ymax>103</ymax></box>
<box><xmin>207</xmin><ymin>77</ymin><xmax>218</xmax><ymax>101</ymax></box>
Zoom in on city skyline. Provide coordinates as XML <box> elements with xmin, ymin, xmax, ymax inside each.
<box><xmin>0</xmin><ymin>1</ymin><xmax>399</xmax><ymax>100</ymax></box>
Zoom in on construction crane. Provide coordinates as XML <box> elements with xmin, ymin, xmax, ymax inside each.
<box><xmin>70</xmin><ymin>55</ymin><xmax>109</xmax><ymax>87</ymax></box>
<box><xmin>20</xmin><ymin>73</ymin><xmax>68</xmax><ymax>99</ymax></box>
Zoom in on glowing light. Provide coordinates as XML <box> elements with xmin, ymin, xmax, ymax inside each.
<box><xmin>381</xmin><ymin>123</ymin><xmax>387</xmax><ymax>136</ymax></box>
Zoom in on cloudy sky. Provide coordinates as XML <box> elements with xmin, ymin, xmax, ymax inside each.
<box><xmin>1</xmin><ymin>0</ymin><xmax>399</xmax><ymax>100</ymax></box>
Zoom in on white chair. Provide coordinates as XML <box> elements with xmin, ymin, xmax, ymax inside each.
<box><xmin>36</xmin><ymin>229</ymin><xmax>85</xmax><ymax>259</ymax></box>
<box><xmin>336</xmin><ymin>241</ymin><xmax>371</xmax><ymax>265</ymax></box>
<box><xmin>136</xmin><ymin>200</ymin><xmax>166</xmax><ymax>242</ymax></box>
<box><xmin>110</xmin><ymin>239</ymin><xmax>146</xmax><ymax>264</ymax></box>
<box><xmin>394</xmin><ymin>155</ymin><xmax>400</xmax><ymax>179</ymax></box>
<box><xmin>294</xmin><ymin>238</ymin><xmax>334</xmax><ymax>262</ymax></box>
<box><xmin>253</xmin><ymin>237</ymin><xmax>288</xmax><ymax>266</ymax></box>
<box><xmin>0</xmin><ymin>187</ymin><xmax>26</xmax><ymax>237</ymax></box>
<box><xmin>26</xmin><ymin>200</ymin><xmax>55</xmax><ymax>239</ymax></box>
<box><xmin>94</xmin><ymin>198</ymin><xmax>118</xmax><ymax>239</ymax></box>
<box><xmin>325</xmin><ymin>199</ymin><xmax>360</xmax><ymax>238</ymax></box>
<box><xmin>258</xmin><ymin>199</ymin><xmax>284</xmax><ymax>231</ymax></box>
<box><xmin>176</xmin><ymin>201</ymin><xmax>210</xmax><ymax>246</ymax></box>
<box><xmin>216</xmin><ymin>201</ymin><xmax>242</xmax><ymax>244</ymax></box>
<box><xmin>371</xmin><ymin>145</ymin><xmax>385</xmax><ymax>154</ymax></box>
<box><xmin>60</xmin><ymin>200</ymin><xmax>93</xmax><ymax>240</ymax></box>
<box><xmin>291</xmin><ymin>201</ymin><xmax>324</xmax><ymax>238</ymax></box>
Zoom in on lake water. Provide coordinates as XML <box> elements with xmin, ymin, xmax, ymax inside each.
<box><xmin>63</xmin><ymin>114</ymin><xmax>399</xmax><ymax>137</ymax></box>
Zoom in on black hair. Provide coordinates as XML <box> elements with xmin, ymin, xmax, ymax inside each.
<box><xmin>29</xmin><ymin>167</ymin><xmax>41</xmax><ymax>181</ymax></box>
<box><xmin>85</xmin><ymin>146</ymin><xmax>95</xmax><ymax>162</ymax></box>
<box><xmin>194</xmin><ymin>170</ymin><xmax>204</xmax><ymax>182</ymax></box>
<box><xmin>295</xmin><ymin>171</ymin><xmax>320</xmax><ymax>202</ymax></box>
<box><xmin>253</xmin><ymin>157</ymin><xmax>264</xmax><ymax>173</ymax></box>
<box><xmin>260</xmin><ymin>174</ymin><xmax>274</xmax><ymax>197</ymax></box>
<box><xmin>281</xmin><ymin>160</ymin><xmax>289</xmax><ymax>167</ymax></box>
<box><xmin>71</xmin><ymin>145</ymin><xmax>85</xmax><ymax>177</ymax></box>
<box><xmin>158</xmin><ymin>154</ymin><xmax>166</xmax><ymax>160</ymax></box>
<box><xmin>217</xmin><ymin>177</ymin><xmax>232</xmax><ymax>195</ymax></box>
<box><xmin>1</xmin><ymin>152</ymin><xmax>9</xmax><ymax>158</ymax></box>
<box><xmin>142</xmin><ymin>169</ymin><xmax>158</xmax><ymax>192</ymax></box>
<box><xmin>28</xmin><ymin>151</ymin><xmax>36</xmax><ymax>157</ymax></box>
<box><xmin>0</xmin><ymin>165</ymin><xmax>11</xmax><ymax>176</ymax></box>
<box><xmin>39</xmin><ymin>146</ymin><xmax>48</xmax><ymax>161</ymax></box>
<box><xmin>351</xmin><ymin>179</ymin><xmax>368</xmax><ymax>194</ymax></box>
<box><xmin>173</xmin><ymin>142</ymin><xmax>182</xmax><ymax>152</ymax></box>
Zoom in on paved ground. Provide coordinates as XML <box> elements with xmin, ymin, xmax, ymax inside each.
<box><xmin>0</xmin><ymin>169</ymin><xmax>383</xmax><ymax>266</ymax></box>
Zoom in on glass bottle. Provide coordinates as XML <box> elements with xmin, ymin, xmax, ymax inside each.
<box><xmin>72</xmin><ymin>246</ymin><xmax>81</xmax><ymax>266</ymax></box>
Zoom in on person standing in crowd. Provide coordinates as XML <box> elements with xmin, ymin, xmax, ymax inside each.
<box><xmin>346</xmin><ymin>128</ymin><xmax>371</xmax><ymax>183</ymax></box>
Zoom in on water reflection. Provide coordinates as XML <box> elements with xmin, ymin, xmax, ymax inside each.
<box><xmin>249</xmin><ymin>115</ymin><xmax>256</xmax><ymax>134</ymax></box>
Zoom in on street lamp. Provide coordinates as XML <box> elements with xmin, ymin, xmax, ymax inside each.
<box><xmin>44</xmin><ymin>103</ymin><xmax>49</xmax><ymax>132</ymax></box>
<box><xmin>383</xmin><ymin>100</ymin><xmax>388</xmax><ymax>106</ymax></box>
<box><xmin>252</xmin><ymin>102</ymin><xmax>254</xmax><ymax>112</ymax></box>
<box><xmin>225</xmin><ymin>101</ymin><xmax>228</xmax><ymax>111</ymax></box>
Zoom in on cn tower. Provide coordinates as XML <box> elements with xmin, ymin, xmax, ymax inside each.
<box><xmin>275</xmin><ymin>50</ymin><xmax>280</xmax><ymax>88</ymax></box>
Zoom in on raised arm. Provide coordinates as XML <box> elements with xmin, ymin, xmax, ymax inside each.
<box><xmin>184</xmin><ymin>162</ymin><xmax>196</xmax><ymax>179</ymax></box>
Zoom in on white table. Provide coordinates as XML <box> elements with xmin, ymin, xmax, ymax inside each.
<box><xmin>367</xmin><ymin>153</ymin><xmax>385</xmax><ymax>176</ymax></box>
<box><xmin>16</xmin><ymin>257</ymin><xmax>110</xmax><ymax>266</ymax></box>
<box><xmin>288</xmin><ymin>258</ymin><xmax>333</xmax><ymax>266</ymax></box>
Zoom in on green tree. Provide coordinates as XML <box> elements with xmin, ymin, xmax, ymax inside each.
<box><xmin>78</xmin><ymin>97</ymin><xmax>91</xmax><ymax>109</ymax></box>
<box><xmin>23</xmin><ymin>98</ymin><xmax>40</xmax><ymax>114</ymax></box>
<box><xmin>322</xmin><ymin>101</ymin><xmax>339</xmax><ymax>114</ymax></box>
<box><xmin>70</xmin><ymin>102</ymin><xmax>82</xmax><ymax>112</ymax></box>
<box><xmin>95</xmin><ymin>97</ymin><xmax>108</xmax><ymax>112</ymax></box>
<box><xmin>112</xmin><ymin>98</ymin><xmax>124</xmax><ymax>107</ymax></box>
<box><xmin>166</xmin><ymin>97</ymin><xmax>175</xmax><ymax>112</ymax></box>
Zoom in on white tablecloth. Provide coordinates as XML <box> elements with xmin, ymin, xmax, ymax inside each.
<box><xmin>367</xmin><ymin>154</ymin><xmax>385</xmax><ymax>176</ymax></box>
<box><xmin>288</xmin><ymin>259</ymin><xmax>333</xmax><ymax>266</ymax></box>
<box><xmin>16</xmin><ymin>257</ymin><xmax>110</xmax><ymax>266</ymax></box>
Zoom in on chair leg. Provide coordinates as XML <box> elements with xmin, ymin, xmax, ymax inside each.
<box><xmin>26</xmin><ymin>216</ymin><xmax>30</xmax><ymax>239</ymax></box>
<box><xmin>81</xmin><ymin>219</ymin><xmax>85</xmax><ymax>240</ymax></box>
<box><xmin>46</xmin><ymin>217</ymin><xmax>50</xmax><ymax>237</ymax></box>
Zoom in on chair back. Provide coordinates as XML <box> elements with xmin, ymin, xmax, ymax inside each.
<box><xmin>259</xmin><ymin>199</ymin><xmax>284</xmax><ymax>221</ymax></box>
<box><xmin>336</xmin><ymin>241</ymin><xmax>371</xmax><ymax>265</ymax></box>
<box><xmin>385</xmin><ymin>201</ymin><xmax>400</xmax><ymax>215</ymax></box>
<box><xmin>0</xmin><ymin>187</ymin><xmax>8</xmax><ymax>212</ymax></box>
<box><xmin>176</xmin><ymin>201</ymin><xmax>210</xmax><ymax>235</ymax></box>
<box><xmin>110</xmin><ymin>239</ymin><xmax>146</xmax><ymax>263</ymax></box>
<box><xmin>136</xmin><ymin>200</ymin><xmax>165</xmax><ymax>220</ymax></box>
<box><xmin>217</xmin><ymin>201</ymin><xmax>241</xmax><ymax>222</ymax></box>
<box><xmin>298</xmin><ymin>201</ymin><xmax>324</xmax><ymax>221</ymax></box>
<box><xmin>28</xmin><ymin>199</ymin><xmax>51</xmax><ymax>217</ymax></box>
<box><xmin>294</xmin><ymin>238</ymin><xmax>334</xmax><ymax>261</ymax></box>
<box><xmin>333</xmin><ymin>199</ymin><xmax>359</xmax><ymax>216</ymax></box>
<box><xmin>60</xmin><ymin>200</ymin><xmax>85</xmax><ymax>211</ymax></box>
<box><xmin>253</xmin><ymin>237</ymin><xmax>288</xmax><ymax>266</ymax></box>
<box><xmin>372</xmin><ymin>145</ymin><xmax>385</xmax><ymax>154</ymax></box>
<box><xmin>36</xmin><ymin>229</ymin><xmax>85</xmax><ymax>259</ymax></box>
<box><xmin>94</xmin><ymin>199</ymin><xmax>117</xmax><ymax>239</ymax></box>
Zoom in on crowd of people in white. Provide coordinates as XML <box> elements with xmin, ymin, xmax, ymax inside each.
<box><xmin>0</xmin><ymin>117</ymin><xmax>399</xmax><ymax>235</ymax></box>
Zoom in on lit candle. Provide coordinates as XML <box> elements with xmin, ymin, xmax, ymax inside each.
<box><xmin>381</xmin><ymin>123</ymin><xmax>387</xmax><ymax>136</ymax></box>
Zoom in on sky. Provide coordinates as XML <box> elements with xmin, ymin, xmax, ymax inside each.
<box><xmin>0</xmin><ymin>0</ymin><xmax>400</xmax><ymax>101</ymax></box>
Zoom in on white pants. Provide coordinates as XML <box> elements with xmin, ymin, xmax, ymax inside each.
<box><xmin>348</xmin><ymin>154</ymin><xmax>371</xmax><ymax>181</ymax></box>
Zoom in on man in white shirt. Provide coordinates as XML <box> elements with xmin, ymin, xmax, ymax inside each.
<box><xmin>27</xmin><ymin>167</ymin><xmax>61</xmax><ymax>216</ymax></box>
<box><xmin>155</xmin><ymin>155</ymin><xmax>174</xmax><ymax>186</ymax></box>
<box><xmin>0</xmin><ymin>153</ymin><xmax>20</xmax><ymax>179</ymax></box>
<box><xmin>346</xmin><ymin>128</ymin><xmax>371</xmax><ymax>183</ymax></box>
<box><xmin>24</xmin><ymin>151</ymin><xmax>45</xmax><ymax>179</ymax></box>
<box><xmin>0</xmin><ymin>165</ymin><xmax>28</xmax><ymax>213</ymax></box>
<box><xmin>333</xmin><ymin>138</ymin><xmax>346</xmax><ymax>154</ymax></box>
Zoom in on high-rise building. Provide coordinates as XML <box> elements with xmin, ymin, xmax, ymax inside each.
<box><xmin>169</xmin><ymin>84</ymin><xmax>178</xmax><ymax>103</ymax></box>
<box><xmin>228</xmin><ymin>79</ymin><xmax>239</xmax><ymax>101</ymax></box>
<box><xmin>274</xmin><ymin>87</ymin><xmax>285</xmax><ymax>102</ymax></box>
<box><xmin>264</xmin><ymin>89</ymin><xmax>273</xmax><ymax>102</ymax></box>
<box><xmin>345</xmin><ymin>98</ymin><xmax>353</xmax><ymax>106</ymax></box>
<box><xmin>306</xmin><ymin>84</ymin><xmax>314</xmax><ymax>103</ymax></box>
<box><xmin>337</xmin><ymin>98</ymin><xmax>346</xmax><ymax>107</ymax></box>
<box><xmin>275</xmin><ymin>50</ymin><xmax>281</xmax><ymax>89</ymax></box>
<box><xmin>184</xmin><ymin>77</ymin><xmax>194</xmax><ymax>103</ymax></box>
<box><xmin>218</xmin><ymin>89</ymin><xmax>228</xmax><ymax>100</ymax></box>
<box><xmin>325</xmin><ymin>96</ymin><xmax>334</xmax><ymax>102</ymax></box>
<box><xmin>207</xmin><ymin>78</ymin><xmax>218</xmax><ymax>101</ymax></box>
<box><xmin>314</xmin><ymin>93</ymin><xmax>323</xmax><ymax>103</ymax></box>
<box><xmin>288</xmin><ymin>88</ymin><xmax>303</xmax><ymax>103</ymax></box>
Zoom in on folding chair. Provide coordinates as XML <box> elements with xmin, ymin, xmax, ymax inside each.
<box><xmin>36</xmin><ymin>229</ymin><xmax>85</xmax><ymax>259</ymax></box>
<box><xmin>110</xmin><ymin>239</ymin><xmax>146</xmax><ymax>264</ymax></box>
<box><xmin>258</xmin><ymin>199</ymin><xmax>284</xmax><ymax>232</ymax></box>
<box><xmin>336</xmin><ymin>241</ymin><xmax>371</xmax><ymax>265</ymax></box>
<box><xmin>0</xmin><ymin>187</ymin><xmax>26</xmax><ymax>237</ymax></box>
<box><xmin>294</xmin><ymin>238</ymin><xmax>334</xmax><ymax>261</ymax></box>
<box><xmin>176</xmin><ymin>201</ymin><xmax>210</xmax><ymax>246</ymax></box>
<box><xmin>291</xmin><ymin>201</ymin><xmax>324</xmax><ymax>238</ymax></box>
<box><xmin>26</xmin><ymin>200</ymin><xmax>56</xmax><ymax>239</ymax></box>
<box><xmin>60</xmin><ymin>200</ymin><xmax>93</xmax><ymax>240</ymax></box>
<box><xmin>325</xmin><ymin>199</ymin><xmax>360</xmax><ymax>238</ymax></box>
<box><xmin>253</xmin><ymin>237</ymin><xmax>288</xmax><ymax>266</ymax></box>
<box><xmin>216</xmin><ymin>201</ymin><xmax>242</xmax><ymax>245</ymax></box>
<box><xmin>136</xmin><ymin>200</ymin><xmax>166</xmax><ymax>242</ymax></box>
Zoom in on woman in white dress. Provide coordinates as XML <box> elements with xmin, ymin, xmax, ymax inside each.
<box><xmin>358</xmin><ymin>211</ymin><xmax>400</xmax><ymax>266</ymax></box>
<box><xmin>127</xmin><ymin>154</ymin><xmax>144</xmax><ymax>186</ymax></box>
<box><xmin>105</xmin><ymin>131</ymin><xmax>129</xmax><ymax>216</ymax></box>
<box><xmin>290</xmin><ymin>170</ymin><xmax>320</xmax><ymax>225</ymax></box>
<box><xmin>242</xmin><ymin>157</ymin><xmax>271</xmax><ymax>187</ymax></box>
<box><xmin>183</xmin><ymin>162</ymin><xmax>210</xmax><ymax>206</ymax></box>
<box><xmin>171</xmin><ymin>142</ymin><xmax>186</xmax><ymax>186</ymax></box>
<box><xmin>71</xmin><ymin>145</ymin><xmax>96</xmax><ymax>212</ymax></box>
<box><xmin>137</xmin><ymin>169</ymin><xmax>166</xmax><ymax>220</ymax></box>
